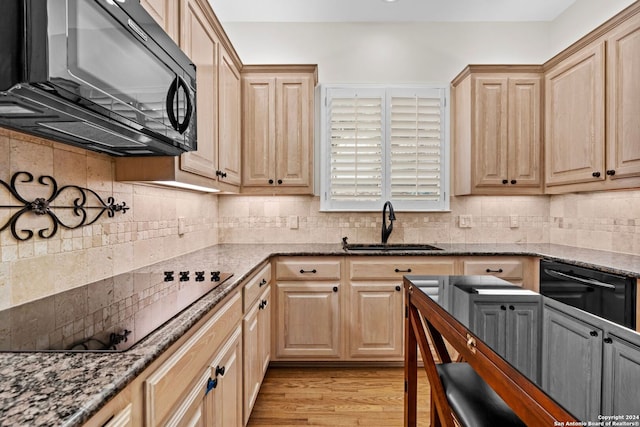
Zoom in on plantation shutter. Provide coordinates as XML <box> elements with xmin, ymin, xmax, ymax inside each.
<box><xmin>327</xmin><ymin>88</ymin><xmax>384</xmax><ymax>209</ymax></box>
<box><xmin>320</xmin><ymin>85</ymin><xmax>449</xmax><ymax>212</ymax></box>
<box><xmin>388</xmin><ymin>88</ymin><xmax>445</xmax><ymax>205</ymax></box>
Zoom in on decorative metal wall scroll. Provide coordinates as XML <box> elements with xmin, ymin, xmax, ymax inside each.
<box><xmin>0</xmin><ymin>171</ymin><xmax>129</xmax><ymax>241</ymax></box>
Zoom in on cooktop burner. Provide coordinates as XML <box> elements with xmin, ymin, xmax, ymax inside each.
<box><xmin>0</xmin><ymin>271</ymin><xmax>234</xmax><ymax>352</ymax></box>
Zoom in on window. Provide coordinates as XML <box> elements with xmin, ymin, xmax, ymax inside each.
<box><xmin>319</xmin><ymin>85</ymin><xmax>449</xmax><ymax>211</ymax></box>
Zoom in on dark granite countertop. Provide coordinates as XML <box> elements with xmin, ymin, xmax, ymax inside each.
<box><xmin>1</xmin><ymin>243</ymin><xmax>639</xmax><ymax>426</ymax></box>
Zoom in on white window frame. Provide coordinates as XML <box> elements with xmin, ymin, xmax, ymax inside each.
<box><xmin>318</xmin><ymin>84</ymin><xmax>450</xmax><ymax>212</ymax></box>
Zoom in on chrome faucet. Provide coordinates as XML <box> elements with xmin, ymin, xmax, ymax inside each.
<box><xmin>381</xmin><ymin>201</ymin><xmax>396</xmax><ymax>244</ymax></box>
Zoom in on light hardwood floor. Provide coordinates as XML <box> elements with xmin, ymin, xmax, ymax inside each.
<box><xmin>247</xmin><ymin>367</ymin><xmax>431</xmax><ymax>426</ymax></box>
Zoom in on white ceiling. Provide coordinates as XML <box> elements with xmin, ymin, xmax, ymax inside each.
<box><xmin>208</xmin><ymin>0</ymin><xmax>577</xmax><ymax>23</ymax></box>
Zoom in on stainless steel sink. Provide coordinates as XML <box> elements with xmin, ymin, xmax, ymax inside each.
<box><xmin>342</xmin><ymin>238</ymin><xmax>442</xmax><ymax>252</ymax></box>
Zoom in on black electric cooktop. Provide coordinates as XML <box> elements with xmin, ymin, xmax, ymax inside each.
<box><xmin>0</xmin><ymin>271</ymin><xmax>233</xmax><ymax>352</ymax></box>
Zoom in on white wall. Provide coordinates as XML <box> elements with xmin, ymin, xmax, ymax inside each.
<box><xmin>548</xmin><ymin>0</ymin><xmax>636</xmax><ymax>57</ymax></box>
<box><xmin>222</xmin><ymin>22</ymin><xmax>550</xmax><ymax>83</ymax></box>
<box><xmin>220</xmin><ymin>1</ymin><xmax>636</xmax><ymax>83</ymax></box>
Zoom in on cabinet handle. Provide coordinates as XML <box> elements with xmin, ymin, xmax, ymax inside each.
<box><xmin>259</xmin><ymin>301</ymin><xmax>265</xmax><ymax>309</ymax></box>
<box><xmin>606</xmin><ymin>170</ymin><xmax>616</xmax><ymax>176</ymax></box>
<box><xmin>604</xmin><ymin>337</ymin><xmax>613</xmax><ymax>344</ymax></box>
<box><xmin>509</xmin><ymin>305</ymin><xmax>515</xmax><ymax>310</ymax></box>
<box><xmin>333</xmin><ymin>286</ymin><xmax>338</xmax><ymax>292</ymax></box>
<box><xmin>395</xmin><ymin>285</ymin><xmax>401</xmax><ymax>292</ymax></box>
<box><xmin>486</xmin><ymin>268</ymin><xmax>503</xmax><ymax>273</ymax></box>
<box><xmin>510</xmin><ymin>179</ymin><xmax>517</xmax><ymax>185</ymax></box>
<box><xmin>261</xmin><ymin>299</ymin><xmax>268</xmax><ymax>309</ymax></box>
<box><xmin>277</xmin><ymin>179</ymin><xmax>283</xmax><ymax>185</ymax></box>
<box><xmin>466</xmin><ymin>333</ymin><xmax>477</xmax><ymax>354</ymax></box>
<box><xmin>259</xmin><ymin>278</ymin><xmax>267</xmax><ymax>287</ymax></box>
<box><xmin>395</xmin><ymin>268</ymin><xmax>412</xmax><ymax>273</ymax></box>
<box><xmin>500</xmin><ymin>305</ymin><xmax>507</xmax><ymax>310</ymax></box>
<box><xmin>215</xmin><ymin>365</ymin><xmax>225</xmax><ymax>377</ymax></box>
<box><xmin>502</xmin><ymin>179</ymin><xmax>508</xmax><ymax>184</ymax></box>
<box><xmin>268</xmin><ymin>179</ymin><xmax>274</xmax><ymax>184</ymax></box>
<box><xmin>300</xmin><ymin>269</ymin><xmax>317</xmax><ymax>274</ymax></box>
<box><xmin>205</xmin><ymin>378</ymin><xmax>218</xmax><ymax>395</ymax></box>
<box><xmin>590</xmin><ymin>330</ymin><xmax>598</xmax><ymax>337</ymax></box>
<box><xmin>179</xmin><ymin>271</ymin><xmax>190</xmax><ymax>281</ymax></box>
<box><xmin>592</xmin><ymin>171</ymin><xmax>601</xmax><ymax>178</ymax></box>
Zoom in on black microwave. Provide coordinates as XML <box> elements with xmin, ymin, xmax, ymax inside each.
<box><xmin>0</xmin><ymin>0</ymin><xmax>196</xmax><ymax>156</ymax></box>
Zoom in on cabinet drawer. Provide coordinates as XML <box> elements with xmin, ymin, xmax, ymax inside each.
<box><xmin>244</xmin><ymin>263</ymin><xmax>271</xmax><ymax>310</ymax></box>
<box><xmin>144</xmin><ymin>292</ymin><xmax>242</xmax><ymax>426</ymax></box>
<box><xmin>349</xmin><ymin>257</ymin><xmax>456</xmax><ymax>280</ymax></box>
<box><xmin>276</xmin><ymin>257</ymin><xmax>341</xmax><ymax>280</ymax></box>
<box><xmin>463</xmin><ymin>259</ymin><xmax>523</xmax><ymax>279</ymax></box>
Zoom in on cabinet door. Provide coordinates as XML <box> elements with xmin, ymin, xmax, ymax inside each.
<box><xmin>212</xmin><ymin>326</ymin><xmax>243</xmax><ymax>427</ymax></box>
<box><xmin>242</xmin><ymin>300</ymin><xmax>261</xmax><ymax>424</ymax></box>
<box><xmin>508</xmin><ymin>77</ymin><xmax>542</xmax><ymax>187</ymax></box>
<box><xmin>472</xmin><ymin>302</ymin><xmax>507</xmax><ymax>356</ymax></box>
<box><xmin>258</xmin><ymin>286</ymin><xmax>272</xmax><ymax>376</ymax></box>
<box><xmin>140</xmin><ymin>0</ymin><xmax>179</xmax><ymax>42</ymax></box>
<box><xmin>242</xmin><ymin>76</ymin><xmax>276</xmax><ymax>187</ymax></box>
<box><xmin>542</xmin><ymin>306</ymin><xmax>602</xmax><ymax>421</ymax></box>
<box><xmin>601</xmin><ymin>334</ymin><xmax>640</xmax><ymax>416</ymax></box>
<box><xmin>473</xmin><ymin>77</ymin><xmax>509</xmax><ymax>187</ymax></box>
<box><xmin>275</xmin><ymin>282</ymin><xmax>342</xmax><ymax>359</ymax></box>
<box><xmin>607</xmin><ymin>15</ymin><xmax>640</xmax><ymax>180</ymax></box>
<box><xmin>275</xmin><ymin>76</ymin><xmax>313</xmax><ymax>189</ymax></box>
<box><xmin>218</xmin><ymin>46</ymin><xmax>242</xmax><ymax>186</ymax></box>
<box><xmin>180</xmin><ymin>0</ymin><xmax>219</xmax><ymax>179</ymax></box>
<box><xmin>349</xmin><ymin>282</ymin><xmax>403</xmax><ymax>359</ymax></box>
<box><xmin>505</xmin><ymin>303</ymin><xmax>540</xmax><ymax>383</ymax></box>
<box><xmin>545</xmin><ymin>41</ymin><xmax>606</xmax><ymax>186</ymax></box>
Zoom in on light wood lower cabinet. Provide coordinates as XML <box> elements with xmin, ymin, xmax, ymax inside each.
<box><xmin>145</xmin><ymin>292</ymin><xmax>242</xmax><ymax>426</ymax></box>
<box><xmin>243</xmin><ymin>275</ymin><xmax>271</xmax><ymax>425</ymax></box>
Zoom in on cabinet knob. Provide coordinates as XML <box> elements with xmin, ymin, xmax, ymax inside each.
<box><xmin>268</xmin><ymin>179</ymin><xmax>274</xmax><ymax>184</ymax></box>
<box><xmin>590</xmin><ymin>330</ymin><xmax>598</xmax><ymax>337</ymax></box>
<box><xmin>606</xmin><ymin>170</ymin><xmax>616</xmax><ymax>176</ymax></box>
<box><xmin>259</xmin><ymin>278</ymin><xmax>267</xmax><ymax>287</ymax></box>
<box><xmin>395</xmin><ymin>285</ymin><xmax>401</xmax><ymax>292</ymax></box>
<box><xmin>604</xmin><ymin>337</ymin><xmax>613</xmax><ymax>344</ymax></box>
<box><xmin>277</xmin><ymin>179</ymin><xmax>283</xmax><ymax>185</ymax></box>
<box><xmin>500</xmin><ymin>305</ymin><xmax>507</xmax><ymax>310</ymax></box>
<box><xmin>510</xmin><ymin>179</ymin><xmax>517</xmax><ymax>185</ymax></box>
<box><xmin>216</xmin><ymin>170</ymin><xmax>227</xmax><ymax>178</ymax></box>
<box><xmin>592</xmin><ymin>171</ymin><xmax>601</xmax><ymax>178</ymax></box>
<box><xmin>215</xmin><ymin>365</ymin><xmax>226</xmax><ymax>377</ymax></box>
<box><xmin>509</xmin><ymin>305</ymin><xmax>515</xmax><ymax>310</ymax></box>
<box><xmin>502</xmin><ymin>179</ymin><xmax>508</xmax><ymax>184</ymax></box>
<box><xmin>333</xmin><ymin>286</ymin><xmax>338</xmax><ymax>292</ymax></box>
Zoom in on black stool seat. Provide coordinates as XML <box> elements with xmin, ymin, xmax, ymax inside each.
<box><xmin>436</xmin><ymin>363</ymin><xmax>526</xmax><ymax>427</ymax></box>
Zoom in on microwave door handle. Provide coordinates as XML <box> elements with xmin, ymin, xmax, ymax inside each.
<box><xmin>165</xmin><ymin>76</ymin><xmax>193</xmax><ymax>134</ymax></box>
<box><xmin>543</xmin><ymin>269</ymin><xmax>616</xmax><ymax>290</ymax></box>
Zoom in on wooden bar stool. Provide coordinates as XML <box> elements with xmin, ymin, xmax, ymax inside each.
<box><xmin>408</xmin><ymin>304</ymin><xmax>526</xmax><ymax>427</ymax></box>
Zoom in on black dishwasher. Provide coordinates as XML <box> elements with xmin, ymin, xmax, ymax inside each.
<box><xmin>539</xmin><ymin>259</ymin><xmax>636</xmax><ymax>330</ymax></box>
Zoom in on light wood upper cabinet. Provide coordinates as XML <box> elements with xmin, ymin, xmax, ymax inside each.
<box><xmin>241</xmin><ymin>66</ymin><xmax>317</xmax><ymax>195</ymax></box>
<box><xmin>140</xmin><ymin>0</ymin><xmax>179</xmax><ymax>42</ymax></box>
<box><xmin>218</xmin><ymin>46</ymin><xmax>242</xmax><ymax>186</ymax></box>
<box><xmin>545</xmin><ymin>41</ymin><xmax>606</xmax><ymax>188</ymax></box>
<box><xmin>180</xmin><ymin>0</ymin><xmax>219</xmax><ymax>180</ymax></box>
<box><xmin>544</xmin><ymin>8</ymin><xmax>640</xmax><ymax>193</ymax></box>
<box><xmin>452</xmin><ymin>66</ymin><xmax>543</xmax><ymax>195</ymax></box>
<box><xmin>607</xmin><ymin>14</ymin><xmax>640</xmax><ymax>181</ymax></box>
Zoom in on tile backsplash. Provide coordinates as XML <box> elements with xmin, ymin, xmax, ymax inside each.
<box><xmin>0</xmin><ymin>129</ymin><xmax>218</xmax><ymax>309</ymax></box>
<box><xmin>3</xmin><ymin>128</ymin><xmax>640</xmax><ymax>313</ymax></box>
<box><xmin>217</xmin><ymin>194</ymin><xmax>551</xmax><ymax>246</ymax></box>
